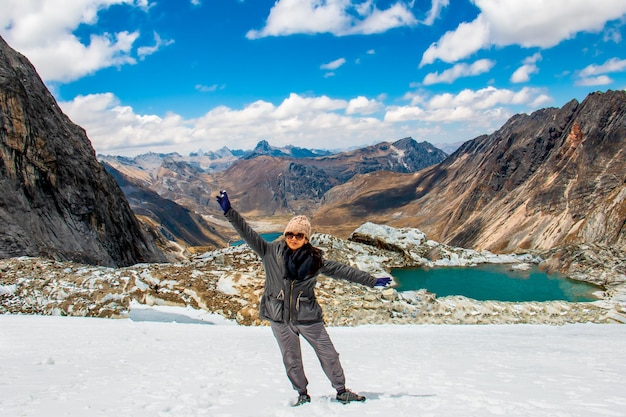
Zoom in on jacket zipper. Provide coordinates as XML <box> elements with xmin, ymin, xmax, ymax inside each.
<box><xmin>288</xmin><ymin>280</ymin><xmax>294</xmax><ymax>322</ymax></box>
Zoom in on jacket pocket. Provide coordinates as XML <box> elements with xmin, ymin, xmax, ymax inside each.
<box><xmin>260</xmin><ymin>290</ymin><xmax>284</xmax><ymax>322</ymax></box>
<box><xmin>295</xmin><ymin>294</ymin><xmax>323</xmax><ymax>323</ymax></box>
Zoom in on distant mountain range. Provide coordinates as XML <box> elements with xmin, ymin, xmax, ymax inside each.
<box><xmin>98</xmin><ymin>137</ymin><xmax>447</xmax><ymax>175</ymax></box>
<box><xmin>97</xmin><ymin>139</ymin><xmax>337</xmax><ymax>176</ymax></box>
<box><xmin>100</xmin><ymin>137</ymin><xmax>449</xmax><ymax>253</ymax></box>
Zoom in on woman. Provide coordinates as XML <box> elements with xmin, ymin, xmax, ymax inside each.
<box><xmin>216</xmin><ymin>190</ymin><xmax>391</xmax><ymax>406</ymax></box>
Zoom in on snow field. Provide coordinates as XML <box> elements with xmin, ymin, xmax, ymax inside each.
<box><xmin>1</xmin><ymin>311</ymin><xmax>626</xmax><ymax>417</ymax></box>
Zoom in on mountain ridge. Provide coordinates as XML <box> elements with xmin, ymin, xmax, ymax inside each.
<box><xmin>314</xmin><ymin>90</ymin><xmax>626</xmax><ymax>252</ymax></box>
<box><xmin>103</xmin><ymin>136</ymin><xmax>448</xmax><ymax>219</ymax></box>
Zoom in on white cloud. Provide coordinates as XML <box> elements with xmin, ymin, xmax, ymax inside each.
<box><xmin>386</xmin><ymin>86</ymin><xmax>551</xmax><ymax>127</ymax></box>
<box><xmin>578</xmin><ymin>57</ymin><xmax>626</xmax><ymax>77</ymax></box>
<box><xmin>384</xmin><ymin>105</ymin><xmax>426</xmax><ymax>122</ymax></box>
<box><xmin>137</xmin><ymin>32</ymin><xmax>175</xmax><ymax>60</ymax></box>
<box><xmin>59</xmin><ymin>87</ymin><xmax>552</xmax><ymax>157</ymax></box>
<box><xmin>575</xmin><ymin>76</ymin><xmax>613</xmax><ymax>86</ymax></box>
<box><xmin>421</xmin><ymin>0</ymin><xmax>450</xmax><ymax>26</ymax></box>
<box><xmin>321</xmin><ymin>57</ymin><xmax>347</xmax><ymax>70</ymax></box>
<box><xmin>352</xmin><ymin>2</ymin><xmax>418</xmax><ymax>35</ymax></box>
<box><xmin>346</xmin><ymin>96</ymin><xmax>384</xmax><ymax>115</ymax></box>
<box><xmin>60</xmin><ymin>93</ymin><xmax>194</xmax><ymax>155</ymax></box>
<box><xmin>524</xmin><ymin>53</ymin><xmax>542</xmax><ymax>65</ymax></box>
<box><xmin>420</xmin><ymin>0</ymin><xmax>626</xmax><ymax>66</ymax></box>
<box><xmin>246</xmin><ymin>0</ymin><xmax>417</xmax><ymax>39</ymax></box>
<box><xmin>576</xmin><ymin>57</ymin><xmax>626</xmax><ymax>86</ymax></box>
<box><xmin>195</xmin><ymin>84</ymin><xmax>223</xmax><ymax>92</ymax></box>
<box><xmin>510</xmin><ymin>53</ymin><xmax>542</xmax><ymax>83</ymax></box>
<box><xmin>603</xmin><ymin>26</ymin><xmax>622</xmax><ymax>43</ymax></box>
<box><xmin>422</xmin><ymin>59</ymin><xmax>495</xmax><ymax>85</ymax></box>
<box><xmin>510</xmin><ymin>65</ymin><xmax>536</xmax><ymax>83</ymax></box>
<box><xmin>530</xmin><ymin>94</ymin><xmax>552</xmax><ymax>108</ymax></box>
<box><xmin>426</xmin><ymin>87</ymin><xmax>541</xmax><ymax>110</ymax></box>
<box><xmin>420</xmin><ymin>16</ymin><xmax>490</xmax><ymax>66</ymax></box>
<box><xmin>0</xmin><ymin>0</ymin><xmax>159</xmax><ymax>82</ymax></box>
<box><xmin>59</xmin><ymin>92</ymin><xmax>391</xmax><ymax>155</ymax></box>
<box><xmin>275</xmin><ymin>93</ymin><xmax>347</xmax><ymax>116</ymax></box>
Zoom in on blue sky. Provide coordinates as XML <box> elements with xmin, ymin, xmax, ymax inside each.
<box><xmin>2</xmin><ymin>0</ymin><xmax>626</xmax><ymax>157</ymax></box>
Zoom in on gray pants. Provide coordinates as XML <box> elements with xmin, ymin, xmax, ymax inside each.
<box><xmin>270</xmin><ymin>321</ymin><xmax>346</xmax><ymax>394</ymax></box>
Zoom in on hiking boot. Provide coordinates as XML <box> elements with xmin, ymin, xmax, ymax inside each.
<box><xmin>292</xmin><ymin>394</ymin><xmax>311</xmax><ymax>407</ymax></box>
<box><xmin>336</xmin><ymin>389</ymin><xmax>366</xmax><ymax>404</ymax></box>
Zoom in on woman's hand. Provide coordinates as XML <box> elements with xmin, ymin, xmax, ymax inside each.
<box><xmin>375</xmin><ymin>277</ymin><xmax>392</xmax><ymax>287</ymax></box>
<box><xmin>216</xmin><ymin>190</ymin><xmax>231</xmax><ymax>213</ymax></box>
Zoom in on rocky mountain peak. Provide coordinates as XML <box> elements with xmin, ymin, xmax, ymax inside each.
<box><xmin>315</xmin><ymin>90</ymin><xmax>626</xmax><ymax>252</ymax></box>
<box><xmin>242</xmin><ymin>140</ymin><xmax>286</xmax><ymax>159</ymax></box>
<box><xmin>242</xmin><ymin>140</ymin><xmax>332</xmax><ymax>159</ymax></box>
<box><xmin>0</xmin><ymin>36</ymin><xmax>165</xmax><ymax>266</ymax></box>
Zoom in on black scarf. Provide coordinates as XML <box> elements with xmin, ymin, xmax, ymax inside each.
<box><xmin>284</xmin><ymin>244</ymin><xmax>323</xmax><ymax>281</ymax></box>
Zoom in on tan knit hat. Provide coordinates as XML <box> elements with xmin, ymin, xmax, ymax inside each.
<box><xmin>284</xmin><ymin>215</ymin><xmax>312</xmax><ymax>240</ymax></box>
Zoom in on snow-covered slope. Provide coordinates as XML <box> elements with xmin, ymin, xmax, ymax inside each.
<box><xmin>2</xmin><ymin>311</ymin><xmax>625</xmax><ymax>417</ymax></box>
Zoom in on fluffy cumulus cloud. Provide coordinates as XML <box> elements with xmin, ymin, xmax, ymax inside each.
<box><xmin>60</xmin><ymin>93</ymin><xmax>195</xmax><ymax>155</ymax></box>
<box><xmin>346</xmin><ymin>96</ymin><xmax>384</xmax><ymax>114</ymax></box>
<box><xmin>60</xmin><ymin>86</ymin><xmax>551</xmax><ymax>156</ymax></box>
<box><xmin>420</xmin><ymin>16</ymin><xmax>490</xmax><ymax>67</ymax></box>
<box><xmin>0</xmin><ymin>0</ymin><xmax>162</xmax><ymax>82</ymax></box>
<box><xmin>420</xmin><ymin>0</ymin><xmax>626</xmax><ymax>66</ymax></box>
<box><xmin>385</xmin><ymin>86</ymin><xmax>551</xmax><ymax>126</ymax></box>
<box><xmin>246</xmin><ymin>0</ymin><xmax>418</xmax><ymax>39</ymax></box>
<box><xmin>59</xmin><ymin>92</ymin><xmax>390</xmax><ymax>155</ymax></box>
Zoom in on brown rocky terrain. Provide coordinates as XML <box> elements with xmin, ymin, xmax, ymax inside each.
<box><xmin>314</xmin><ymin>90</ymin><xmax>626</xmax><ymax>254</ymax></box>
<box><xmin>105</xmin><ymin>137</ymin><xmax>447</xmax><ymax>220</ymax></box>
<box><xmin>1</xmin><ymin>225</ymin><xmax>624</xmax><ymax>325</ymax></box>
<box><xmin>104</xmin><ymin>164</ymin><xmax>230</xmax><ymax>260</ymax></box>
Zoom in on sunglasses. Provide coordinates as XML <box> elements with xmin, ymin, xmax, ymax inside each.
<box><xmin>285</xmin><ymin>232</ymin><xmax>306</xmax><ymax>240</ymax></box>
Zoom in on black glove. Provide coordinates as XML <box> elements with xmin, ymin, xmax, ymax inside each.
<box><xmin>375</xmin><ymin>277</ymin><xmax>392</xmax><ymax>287</ymax></box>
<box><xmin>216</xmin><ymin>190</ymin><xmax>231</xmax><ymax>213</ymax></box>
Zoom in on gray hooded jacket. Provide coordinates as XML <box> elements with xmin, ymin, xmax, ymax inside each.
<box><xmin>225</xmin><ymin>208</ymin><xmax>377</xmax><ymax>324</ymax></box>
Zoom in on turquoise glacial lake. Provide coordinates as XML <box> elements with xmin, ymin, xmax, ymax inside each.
<box><xmin>230</xmin><ymin>232</ymin><xmax>282</xmax><ymax>246</ymax></box>
<box><xmin>391</xmin><ymin>263</ymin><xmax>602</xmax><ymax>302</ymax></box>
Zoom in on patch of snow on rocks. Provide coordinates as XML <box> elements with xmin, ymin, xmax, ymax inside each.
<box><xmin>217</xmin><ymin>275</ymin><xmax>239</xmax><ymax>295</ymax></box>
<box><xmin>352</xmin><ymin>222</ymin><xmax>540</xmax><ymax>267</ymax></box>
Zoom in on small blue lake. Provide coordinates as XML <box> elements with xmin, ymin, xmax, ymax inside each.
<box><xmin>230</xmin><ymin>232</ymin><xmax>282</xmax><ymax>246</ymax></box>
<box><xmin>391</xmin><ymin>264</ymin><xmax>602</xmax><ymax>302</ymax></box>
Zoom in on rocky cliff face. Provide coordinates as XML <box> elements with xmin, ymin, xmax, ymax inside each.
<box><xmin>315</xmin><ymin>90</ymin><xmax>626</xmax><ymax>252</ymax></box>
<box><xmin>0</xmin><ymin>36</ymin><xmax>165</xmax><ymax>266</ymax></box>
